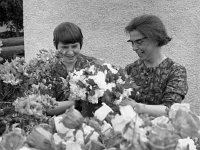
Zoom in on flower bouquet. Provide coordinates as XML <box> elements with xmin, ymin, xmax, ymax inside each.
<box><xmin>61</xmin><ymin>62</ymin><xmax>137</xmax><ymax>116</ymax></box>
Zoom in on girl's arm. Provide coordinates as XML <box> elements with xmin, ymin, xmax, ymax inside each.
<box><xmin>46</xmin><ymin>100</ymin><xmax>75</xmax><ymax>116</ymax></box>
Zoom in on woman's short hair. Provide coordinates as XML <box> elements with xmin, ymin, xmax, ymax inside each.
<box><xmin>53</xmin><ymin>22</ymin><xmax>83</xmax><ymax>49</ymax></box>
<box><xmin>125</xmin><ymin>14</ymin><xmax>171</xmax><ymax>47</ymax></box>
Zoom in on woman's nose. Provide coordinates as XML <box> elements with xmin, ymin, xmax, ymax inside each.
<box><xmin>132</xmin><ymin>44</ymin><xmax>138</xmax><ymax>51</ymax></box>
<box><xmin>66</xmin><ymin>50</ymin><xmax>74</xmax><ymax>55</ymax></box>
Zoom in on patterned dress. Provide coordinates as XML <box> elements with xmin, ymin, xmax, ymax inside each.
<box><xmin>125</xmin><ymin>58</ymin><xmax>188</xmax><ymax>107</ymax></box>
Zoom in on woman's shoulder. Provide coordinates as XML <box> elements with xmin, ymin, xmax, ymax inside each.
<box><xmin>163</xmin><ymin>58</ymin><xmax>187</xmax><ymax>72</ymax></box>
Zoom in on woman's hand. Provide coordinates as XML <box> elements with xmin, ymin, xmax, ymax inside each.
<box><xmin>120</xmin><ymin>97</ymin><xmax>137</xmax><ymax>108</ymax></box>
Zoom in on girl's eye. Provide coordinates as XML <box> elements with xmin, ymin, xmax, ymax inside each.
<box><xmin>72</xmin><ymin>45</ymin><xmax>78</xmax><ymax>48</ymax></box>
<box><xmin>62</xmin><ymin>46</ymin><xmax>69</xmax><ymax>49</ymax></box>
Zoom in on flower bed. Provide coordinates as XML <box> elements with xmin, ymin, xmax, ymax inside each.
<box><xmin>0</xmin><ymin>103</ymin><xmax>200</xmax><ymax>150</ymax></box>
<box><xmin>0</xmin><ymin>50</ymin><xmax>200</xmax><ymax>150</ymax></box>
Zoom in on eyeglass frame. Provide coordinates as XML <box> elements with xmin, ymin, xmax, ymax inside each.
<box><xmin>127</xmin><ymin>37</ymin><xmax>147</xmax><ymax>47</ymax></box>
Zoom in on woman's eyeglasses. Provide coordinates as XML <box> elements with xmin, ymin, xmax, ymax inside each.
<box><xmin>127</xmin><ymin>37</ymin><xmax>147</xmax><ymax>46</ymax></box>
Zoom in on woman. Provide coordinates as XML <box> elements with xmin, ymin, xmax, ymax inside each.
<box><xmin>120</xmin><ymin>15</ymin><xmax>188</xmax><ymax>117</ymax></box>
<box><xmin>47</xmin><ymin>22</ymin><xmax>102</xmax><ymax>116</ymax></box>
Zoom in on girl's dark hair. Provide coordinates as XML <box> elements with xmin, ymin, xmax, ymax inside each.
<box><xmin>53</xmin><ymin>22</ymin><xmax>83</xmax><ymax>49</ymax></box>
<box><xmin>125</xmin><ymin>14</ymin><xmax>171</xmax><ymax>47</ymax></box>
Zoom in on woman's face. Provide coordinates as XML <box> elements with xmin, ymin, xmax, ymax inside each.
<box><xmin>128</xmin><ymin>30</ymin><xmax>158</xmax><ymax>61</ymax></box>
<box><xmin>57</xmin><ymin>42</ymin><xmax>81</xmax><ymax>64</ymax></box>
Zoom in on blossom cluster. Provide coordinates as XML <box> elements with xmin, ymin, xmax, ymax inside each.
<box><xmin>0</xmin><ymin>57</ymin><xmax>28</xmax><ymax>85</ymax></box>
<box><xmin>63</xmin><ymin>63</ymin><xmax>136</xmax><ymax>104</ymax></box>
<box><xmin>13</xmin><ymin>94</ymin><xmax>58</xmax><ymax>119</ymax></box>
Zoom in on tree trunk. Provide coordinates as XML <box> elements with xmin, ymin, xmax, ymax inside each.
<box><xmin>15</xmin><ymin>26</ymin><xmax>20</xmax><ymax>37</ymax></box>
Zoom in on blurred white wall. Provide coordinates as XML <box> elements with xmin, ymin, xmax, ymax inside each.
<box><xmin>24</xmin><ymin>0</ymin><xmax>200</xmax><ymax>114</ymax></box>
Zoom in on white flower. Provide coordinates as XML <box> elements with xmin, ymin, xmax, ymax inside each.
<box><xmin>69</xmin><ymin>82</ymin><xmax>87</xmax><ymax>100</ymax></box>
<box><xmin>87</xmin><ymin>65</ymin><xmax>96</xmax><ymax>74</ymax></box>
<box><xmin>65</xmin><ymin>129</ymin><xmax>76</xmax><ymax>143</ymax></box>
<box><xmin>53</xmin><ymin>133</ymin><xmax>66</xmax><ymax>145</ymax></box>
<box><xmin>169</xmin><ymin>103</ymin><xmax>190</xmax><ymax>119</ymax></box>
<box><xmin>101</xmin><ymin>121</ymin><xmax>112</xmax><ymax>136</ymax></box>
<box><xmin>65</xmin><ymin>142</ymin><xmax>82</xmax><ymax>150</ymax></box>
<box><xmin>138</xmin><ymin>127</ymin><xmax>148</xmax><ymax>142</ymax></box>
<box><xmin>19</xmin><ymin>147</ymin><xmax>32</xmax><ymax>150</ymax></box>
<box><xmin>106</xmin><ymin>83</ymin><xmax>116</xmax><ymax>91</ymax></box>
<box><xmin>94</xmin><ymin>103</ymin><xmax>113</xmax><ymax>121</ymax></box>
<box><xmin>120</xmin><ymin>105</ymin><xmax>143</xmax><ymax>127</ymax></box>
<box><xmin>69</xmin><ymin>69</ymin><xmax>86</xmax><ymax>83</ymax></box>
<box><xmin>75</xmin><ymin>130</ymin><xmax>84</xmax><ymax>145</ymax></box>
<box><xmin>116</xmin><ymin>77</ymin><xmax>125</xmax><ymax>84</ymax></box>
<box><xmin>82</xmin><ymin>123</ymin><xmax>95</xmax><ymax>136</ymax></box>
<box><xmin>111</xmin><ymin>114</ymin><xmax>128</xmax><ymax>133</ymax></box>
<box><xmin>88</xmin><ymin>71</ymin><xmax>107</xmax><ymax>89</ymax></box>
<box><xmin>103</xmin><ymin>63</ymin><xmax>118</xmax><ymax>74</ymax></box>
<box><xmin>89</xmin><ymin>131</ymin><xmax>99</xmax><ymax>141</ymax></box>
<box><xmin>115</xmin><ymin>88</ymin><xmax>133</xmax><ymax>105</ymax></box>
<box><xmin>111</xmin><ymin>105</ymin><xmax>144</xmax><ymax>141</ymax></box>
<box><xmin>0</xmin><ymin>40</ymin><xmax>3</xmax><ymax>47</ymax></box>
<box><xmin>82</xmin><ymin>123</ymin><xmax>99</xmax><ymax>141</ymax></box>
<box><xmin>88</xmin><ymin>89</ymin><xmax>104</xmax><ymax>104</ymax></box>
<box><xmin>54</xmin><ymin>116</ymin><xmax>69</xmax><ymax>134</ymax></box>
<box><xmin>176</xmin><ymin>138</ymin><xmax>197</xmax><ymax>150</ymax></box>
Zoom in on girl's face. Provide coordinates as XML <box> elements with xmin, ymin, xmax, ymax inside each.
<box><xmin>128</xmin><ymin>30</ymin><xmax>158</xmax><ymax>62</ymax></box>
<box><xmin>57</xmin><ymin>42</ymin><xmax>81</xmax><ymax>64</ymax></box>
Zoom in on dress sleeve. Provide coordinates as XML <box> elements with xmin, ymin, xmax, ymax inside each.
<box><xmin>162</xmin><ymin>64</ymin><xmax>188</xmax><ymax>107</ymax></box>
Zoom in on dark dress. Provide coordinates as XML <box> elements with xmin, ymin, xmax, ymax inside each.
<box><xmin>125</xmin><ymin>58</ymin><xmax>188</xmax><ymax>107</ymax></box>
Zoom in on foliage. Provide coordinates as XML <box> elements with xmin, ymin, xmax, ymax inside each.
<box><xmin>0</xmin><ymin>0</ymin><xmax>23</xmax><ymax>36</ymax></box>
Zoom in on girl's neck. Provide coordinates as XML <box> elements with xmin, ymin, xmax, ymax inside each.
<box><xmin>144</xmin><ymin>49</ymin><xmax>167</xmax><ymax>68</ymax></box>
<box><xmin>63</xmin><ymin>61</ymin><xmax>76</xmax><ymax>72</ymax></box>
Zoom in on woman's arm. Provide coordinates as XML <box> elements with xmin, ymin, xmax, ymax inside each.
<box><xmin>46</xmin><ymin>100</ymin><xmax>75</xmax><ymax>116</ymax></box>
<box><xmin>135</xmin><ymin>103</ymin><xmax>168</xmax><ymax>117</ymax></box>
<box><xmin>120</xmin><ymin>99</ymin><xmax>168</xmax><ymax>117</ymax></box>
<box><xmin>121</xmin><ymin>64</ymin><xmax>188</xmax><ymax>117</ymax></box>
